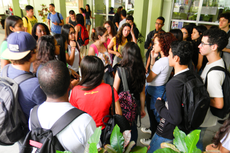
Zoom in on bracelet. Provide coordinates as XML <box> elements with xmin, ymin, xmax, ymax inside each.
<box><xmin>150</xmin><ymin>64</ymin><xmax>154</xmax><ymax>66</ymax></box>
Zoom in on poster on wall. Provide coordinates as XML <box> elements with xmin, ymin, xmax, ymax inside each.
<box><xmin>171</xmin><ymin>21</ymin><xmax>184</xmax><ymax>29</ymax></box>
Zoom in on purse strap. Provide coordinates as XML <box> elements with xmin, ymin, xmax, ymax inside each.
<box><xmin>111</xmin><ymin>85</ymin><xmax>116</xmax><ymax>115</ymax></box>
<box><xmin>118</xmin><ymin>67</ymin><xmax>129</xmax><ymax>91</ymax></box>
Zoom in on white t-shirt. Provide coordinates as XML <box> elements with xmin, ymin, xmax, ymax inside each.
<box><xmin>200</xmin><ymin>58</ymin><xmax>225</xmax><ymax>127</ymax></box>
<box><xmin>29</xmin><ymin>102</ymin><xmax>97</xmax><ymax>153</ymax></box>
<box><xmin>147</xmin><ymin>57</ymin><xmax>173</xmax><ymax>86</ymax></box>
<box><xmin>68</xmin><ymin>45</ymin><xmax>80</xmax><ymax>72</ymax></box>
<box><xmin>118</xmin><ymin>19</ymin><xmax>126</xmax><ymax>31</ymax></box>
<box><xmin>221</xmin><ymin>132</ymin><xmax>230</xmax><ymax>151</ymax></box>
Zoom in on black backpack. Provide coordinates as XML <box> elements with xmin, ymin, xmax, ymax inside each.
<box><xmin>23</xmin><ymin>15</ymin><xmax>37</xmax><ymax>24</ymax></box>
<box><xmin>0</xmin><ymin>65</ymin><xmax>34</xmax><ymax>145</ymax></box>
<box><xmin>48</xmin><ymin>12</ymin><xmax>62</xmax><ymax>23</ymax></box>
<box><xmin>173</xmin><ymin>70</ymin><xmax>210</xmax><ymax>133</ymax></box>
<box><xmin>20</xmin><ymin>105</ymin><xmax>85</xmax><ymax>153</ymax></box>
<box><xmin>205</xmin><ymin>65</ymin><xmax>230</xmax><ymax>119</ymax></box>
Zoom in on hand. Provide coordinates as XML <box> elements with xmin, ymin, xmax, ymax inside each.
<box><xmin>70</xmin><ymin>40</ymin><xmax>76</xmax><ymax>48</ymax></box>
<box><xmin>157</xmin><ymin>97</ymin><xmax>162</xmax><ymax>100</ymax></box>
<box><xmin>53</xmin><ymin>21</ymin><xmax>58</xmax><ymax>25</ymax></box>
<box><xmin>71</xmin><ymin>79</ymin><xmax>79</xmax><ymax>88</ymax></box>
<box><xmin>141</xmin><ymin>109</ymin><xmax>146</xmax><ymax>118</ymax></box>
<box><xmin>116</xmin><ymin>52</ymin><xmax>122</xmax><ymax>58</ymax></box>
<box><xmin>150</xmin><ymin>49</ymin><xmax>159</xmax><ymax>59</ymax></box>
<box><xmin>71</xmin><ymin>70</ymin><xmax>79</xmax><ymax>79</ymax></box>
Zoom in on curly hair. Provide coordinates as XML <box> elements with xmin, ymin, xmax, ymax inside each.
<box><xmin>120</xmin><ymin>42</ymin><xmax>146</xmax><ymax>94</ymax></box>
<box><xmin>104</xmin><ymin>20</ymin><xmax>116</xmax><ymax>37</ymax></box>
<box><xmin>115</xmin><ymin>23</ymin><xmax>132</xmax><ymax>45</ymax></box>
<box><xmin>154</xmin><ymin>32</ymin><xmax>177</xmax><ymax>56</ymax></box>
<box><xmin>31</xmin><ymin>23</ymin><xmax>50</xmax><ymax>41</ymax></box>
<box><xmin>212</xmin><ymin>116</ymin><xmax>230</xmax><ymax>148</ymax></box>
<box><xmin>33</xmin><ymin>35</ymin><xmax>56</xmax><ymax>73</ymax></box>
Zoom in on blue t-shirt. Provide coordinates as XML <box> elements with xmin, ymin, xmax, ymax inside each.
<box><xmin>47</xmin><ymin>12</ymin><xmax>63</xmax><ymax>34</ymax></box>
<box><xmin>3</xmin><ymin>64</ymin><xmax>46</xmax><ymax>120</ymax></box>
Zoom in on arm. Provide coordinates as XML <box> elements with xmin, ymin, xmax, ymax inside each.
<box><xmin>222</xmin><ymin>48</ymin><xmax>230</xmax><ymax>53</ymax></box>
<box><xmin>90</xmin><ymin>11</ymin><xmax>95</xmax><ymax>19</ymax></box>
<box><xmin>66</xmin><ymin>41</ymin><xmax>76</xmax><ymax>66</ymax></box>
<box><xmin>140</xmin><ymin>85</ymin><xmax>146</xmax><ymax>118</ymax></box>
<box><xmin>115</xmin><ymin>100</ymin><xmax>122</xmax><ymax>115</ymax></box>
<box><xmin>146</xmin><ymin>55</ymin><xmax>150</xmax><ymax>73</ymax></box>
<box><xmin>88</xmin><ymin>46</ymin><xmax>96</xmax><ymax>55</ymax></box>
<box><xmin>130</xmin><ymin>25</ymin><xmax>137</xmax><ymax>43</ymax></box>
<box><xmin>108</xmin><ymin>39</ymin><xmax>121</xmax><ymax>57</ymax></box>
<box><xmin>115</xmin><ymin>22</ymin><xmax>119</xmax><ymax>28</ymax></box>
<box><xmin>210</xmin><ymin>98</ymin><xmax>224</xmax><ymax>109</ymax></box>
<box><xmin>66</xmin><ymin>17</ymin><xmax>69</xmax><ymax>24</ymax></box>
<box><xmin>144</xmin><ymin>32</ymin><xmax>153</xmax><ymax>49</ymax></box>
<box><xmin>197</xmin><ymin>53</ymin><xmax>203</xmax><ymax>72</ymax></box>
<box><xmin>146</xmin><ymin>50</ymin><xmax>158</xmax><ymax>82</ymax></box>
<box><xmin>59</xmin><ymin>19</ymin><xmax>64</xmax><ymax>26</ymax></box>
<box><xmin>113</xmin><ymin>71</ymin><xmax>120</xmax><ymax>92</ymax></box>
<box><xmin>47</xmin><ymin>19</ymin><xmax>51</xmax><ymax>31</ymax></box>
<box><xmin>75</xmin><ymin>25</ymin><xmax>80</xmax><ymax>42</ymax></box>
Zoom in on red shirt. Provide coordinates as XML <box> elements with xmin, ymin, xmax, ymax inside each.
<box><xmin>70</xmin><ymin>83</ymin><xmax>119</xmax><ymax>129</ymax></box>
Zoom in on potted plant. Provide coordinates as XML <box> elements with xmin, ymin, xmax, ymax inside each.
<box><xmin>38</xmin><ymin>4</ymin><xmax>50</xmax><ymax>23</ymax></box>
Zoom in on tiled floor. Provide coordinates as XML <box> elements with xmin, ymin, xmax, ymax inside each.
<box><xmin>0</xmin><ymin>26</ymin><xmax>223</xmax><ymax>152</ymax></box>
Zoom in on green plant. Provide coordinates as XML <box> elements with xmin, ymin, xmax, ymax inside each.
<box><xmin>38</xmin><ymin>4</ymin><xmax>50</xmax><ymax>23</ymax></box>
<box><xmin>137</xmin><ymin>33</ymin><xmax>144</xmax><ymax>44</ymax></box>
<box><xmin>85</xmin><ymin>125</ymin><xmax>147</xmax><ymax>153</ymax></box>
<box><xmin>154</xmin><ymin>126</ymin><xmax>202</xmax><ymax>153</ymax></box>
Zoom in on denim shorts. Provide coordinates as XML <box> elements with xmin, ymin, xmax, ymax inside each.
<box><xmin>86</xmin><ymin>19</ymin><xmax>91</xmax><ymax>25</ymax></box>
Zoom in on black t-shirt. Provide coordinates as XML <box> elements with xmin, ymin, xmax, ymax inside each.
<box><xmin>155</xmin><ymin>70</ymin><xmax>191</xmax><ymax>139</ymax></box>
<box><xmin>113</xmin><ymin>13</ymin><xmax>120</xmax><ymax>24</ymax></box>
<box><xmin>85</xmin><ymin>11</ymin><xmax>90</xmax><ymax>19</ymax></box>
<box><xmin>117</xmin><ymin>67</ymin><xmax>140</xmax><ymax>101</ymax></box>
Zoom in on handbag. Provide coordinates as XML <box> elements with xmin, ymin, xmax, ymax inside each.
<box><xmin>101</xmin><ymin>85</ymin><xmax>130</xmax><ymax>146</ymax></box>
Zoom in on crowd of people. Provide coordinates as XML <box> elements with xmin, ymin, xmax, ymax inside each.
<box><xmin>0</xmin><ymin>3</ymin><xmax>230</xmax><ymax>153</ymax></box>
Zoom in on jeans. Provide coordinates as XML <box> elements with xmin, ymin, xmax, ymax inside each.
<box><xmin>196</xmin><ymin>127</ymin><xmax>207</xmax><ymax>151</ymax></box>
<box><xmin>146</xmin><ymin>85</ymin><xmax>166</xmax><ymax>123</ymax></box>
<box><xmin>147</xmin><ymin>133</ymin><xmax>173</xmax><ymax>153</ymax></box>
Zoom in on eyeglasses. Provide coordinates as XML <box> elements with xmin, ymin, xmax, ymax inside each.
<box><xmin>200</xmin><ymin>42</ymin><xmax>213</xmax><ymax>47</ymax></box>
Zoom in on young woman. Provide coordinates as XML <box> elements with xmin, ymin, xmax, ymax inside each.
<box><xmin>61</xmin><ymin>24</ymin><xmax>81</xmax><ymax>73</ymax></box>
<box><xmin>0</xmin><ymin>15</ymin><xmax>24</xmax><ymax>69</ymax></box>
<box><xmin>104</xmin><ymin>20</ymin><xmax>117</xmax><ymax>47</ymax></box>
<box><xmin>85</xmin><ymin>4</ymin><xmax>94</xmax><ymax>35</ymax></box>
<box><xmin>54</xmin><ymin>34</ymin><xmax>79</xmax><ymax>86</ymax></box>
<box><xmin>88</xmin><ymin>26</ymin><xmax>113</xmax><ymax>85</ymax></box>
<box><xmin>181</xmin><ymin>25</ymin><xmax>193</xmax><ymax>41</ymax></box>
<box><xmin>79</xmin><ymin>8</ymin><xmax>86</xmax><ymax>26</ymax></box>
<box><xmin>108</xmin><ymin>23</ymin><xmax>135</xmax><ymax>66</ymax></box>
<box><xmin>191</xmin><ymin>25</ymin><xmax>207</xmax><ymax>73</ymax></box>
<box><xmin>33</xmin><ymin>35</ymin><xmax>60</xmax><ymax>76</ymax></box>
<box><xmin>140</xmin><ymin>32</ymin><xmax>176</xmax><ymax>146</ymax></box>
<box><xmin>31</xmin><ymin>23</ymin><xmax>50</xmax><ymax>41</ymax></box>
<box><xmin>206</xmin><ymin>116</ymin><xmax>230</xmax><ymax>153</ymax></box>
<box><xmin>113</xmin><ymin>42</ymin><xmax>146</xmax><ymax>144</ymax></box>
<box><xmin>70</xmin><ymin>56</ymin><xmax>122</xmax><ymax>130</ymax></box>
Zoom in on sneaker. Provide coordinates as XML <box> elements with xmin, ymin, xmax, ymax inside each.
<box><xmin>140</xmin><ymin>138</ymin><xmax>151</xmax><ymax>146</ymax></box>
<box><xmin>141</xmin><ymin>127</ymin><xmax>152</xmax><ymax>134</ymax></box>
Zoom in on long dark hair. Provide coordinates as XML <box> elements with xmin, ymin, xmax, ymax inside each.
<box><xmin>78</xmin><ymin>56</ymin><xmax>104</xmax><ymax>91</ymax></box>
<box><xmin>212</xmin><ymin>116</ymin><xmax>230</xmax><ymax>147</ymax></box>
<box><xmin>120</xmin><ymin>42</ymin><xmax>145</xmax><ymax>94</ymax></box>
<box><xmin>182</xmin><ymin>25</ymin><xmax>193</xmax><ymax>41</ymax></box>
<box><xmin>193</xmin><ymin>25</ymin><xmax>207</xmax><ymax>46</ymax></box>
<box><xmin>86</xmin><ymin>4</ymin><xmax>91</xmax><ymax>13</ymax></box>
<box><xmin>76</xmin><ymin>13</ymin><xmax>84</xmax><ymax>26</ymax></box>
<box><xmin>32</xmin><ymin>23</ymin><xmax>50</xmax><ymax>40</ymax></box>
<box><xmin>116</xmin><ymin>23</ymin><xmax>132</xmax><ymax>45</ymax></box>
<box><xmin>61</xmin><ymin>24</ymin><xmax>80</xmax><ymax>51</ymax></box>
<box><xmin>104</xmin><ymin>20</ymin><xmax>116</xmax><ymax>37</ymax></box>
<box><xmin>54</xmin><ymin>34</ymin><xmax>67</xmax><ymax>65</ymax></box>
<box><xmin>4</xmin><ymin>15</ymin><xmax>22</xmax><ymax>40</ymax></box>
<box><xmin>80</xmin><ymin>7</ymin><xmax>85</xmax><ymax>13</ymax></box>
<box><xmin>33</xmin><ymin>35</ymin><xmax>56</xmax><ymax>72</ymax></box>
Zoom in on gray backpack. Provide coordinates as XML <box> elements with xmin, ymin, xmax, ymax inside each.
<box><xmin>0</xmin><ymin>65</ymin><xmax>34</xmax><ymax>145</ymax></box>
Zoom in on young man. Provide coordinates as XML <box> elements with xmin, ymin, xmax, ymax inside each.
<box><xmin>66</xmin><ymin>10</ymin><xmax>77</xmax><ymax>27</ymax></box>
<box><xmin>219</xmin><ymin>12</ymin><xmax>230</xmax><ymax>71</ymax></box>
<box><xmin>147</xmin><ymin>41</ymin><xmax>194</xmax><ymax>152</ymax></box>
<box><xmin>31</xmin><ymin>60</ymin><xmax>98</xmax><ymax>152</ymax></box>
<box><xmin>1</xmin><ymin>32</ymin><xmax>46</xmax><ymax>146</ymax></box>
<box><xmin>197</xmin><ymin>29</ymin><xmax>228</xmax><ymax>149</ymax></box>
<box><xmin>126</xmin><ymin>15</ymin><xmax>139</xmax><ymax>40</ymax></box>
<box><xmin>118</xmin><ymin>9</ymin><xmax>127</xmax><ymax>31</ymax></box>
<box><xmin>47</xmin><ymin>3</ymin><xmax>64</xmax><ymax>35</ymax></box>
<box><xmin>22</xmin><ymin>5</ymin><xmax>37</xmax><ymax>34</ymax></box>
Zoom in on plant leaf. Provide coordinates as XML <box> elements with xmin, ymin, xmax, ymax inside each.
<box><xmin>153</xmin><ymin>148</ymin><xmax>179</xmax><ymax>153</ymax></box>
<box><xmin>124</xmin><ymin>141</ymin><xmax>135</xmax><ymax>153</ymax></box>
<box><xmin>192</xmin><ymin>148</ymin><xmax>202</xmax><ymax>153</ymax></box>
<box><xmin>123</xmin><ymin>130</ymin><xmax>131</xmax><ymax>148</ymax></box>
<box><xmin>185</xmin><ymin>129</ymin><xmax>201</xmax><ymax>153</ymax></box>
<box><xmin>130</xmin><ymin>146</ymin><xmax>148</xmax><ymax>153</ymax></box>
<box><xmin>110</xmin><ymin>124</ymin><xmax>124</xmax><ymax>153</ymax></box>
<box><xmin>104</xmin><ymin>144</ymin><xmax>117</xmax><ymax>153</ymax></box>
<box><xmin>98</xmin><ymin>148</ymin><xmax>106</xmax><ymax>153</ymax></box>
<box><xmin>89</xmin><ymin>143</ymin><xmax>98</xmax><ymax>153</ymax></box>
<box><xmin>88</xmin><ymin>126</ymin><xmax>102</xmax><ymax>144</ymax></box>
<box><xmin>161</xmin><ymin>142</ymin><xmax>180</xmax><ymax>152</ymax></box>
<box><xmin>173</xmin><ymin>126</ymin><xmax>187</xmax><ymax>152</ymax></box>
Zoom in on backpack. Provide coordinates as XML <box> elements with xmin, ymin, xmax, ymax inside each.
<box><xmin>48</xmin><ymin>12</ymin><xmax>62</xmax><ymax>23</ymax></box>
<box><xmin>23</xmin><ymin>15</ymin><xmax>37</xmax><ymax>24</ymax></box>
<box><xmin>20</xmin><ymin>105</ymin><xmax>85</xmax><ymax>153</ymax></box>
<box><xmin>118</xmin><ymin>67</ymin><xmax>137</xmax><ymax>125</ymax></box>
<box><xmin>205</xmin><ymin>65</ymin><xmax>230</xmax><ymax>119</ymax></box>
<box><xmin>77</xmin><ymin>24</ymin><xmax>89</xmax><ymax>46</ymax></box>
<box><xmin>0</xmin><ymin>64</ymin><xmax>34</xmax><ymax>145</ymax></box>
<box><xmin>173</xmin><ymin>70</ymin><xmax>210</xmax><ymax>133</ymax></box>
